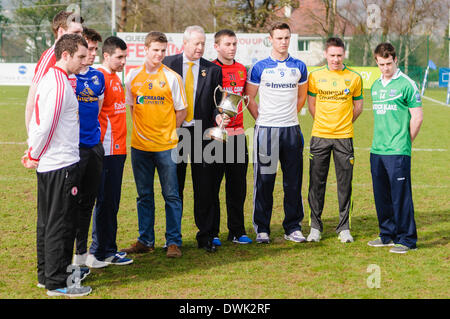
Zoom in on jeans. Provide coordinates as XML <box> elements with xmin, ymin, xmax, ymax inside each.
<box><xmin>131</xmin><ymin>147</ymin><xmax>182</xmax><ymax>247</ymax></box>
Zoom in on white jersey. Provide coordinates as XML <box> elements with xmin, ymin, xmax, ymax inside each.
<box><xmin>27</xmin><ymin>66</ymin><xmax>80</xmax><ymax>173</ymax></box>
<box><xmin>247</xmin><ymin>55</ymin><xmax>308</xmax><ymax>127</ymax></box>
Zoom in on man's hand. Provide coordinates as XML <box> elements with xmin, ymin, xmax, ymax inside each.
<box><xmin>21</xmin><ymin>150</ymin><xmax>38</xmax><ymax>169</ymax></box>
<box><xmin>216</xmin><ymin>113</ymin><xmax>231</xmax><ymax>127</ymax></box>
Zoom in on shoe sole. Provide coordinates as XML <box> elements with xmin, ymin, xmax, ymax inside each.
<box><xmin>284</xmin><ymin>235</ymin><xmax>306</xmax><ymax>243</ymax></box>
<box><xmin>390</xmin><ymin>248</ymin><xmax>417</xmax><ymax>254</ymax></box>
<box><xmin>47</xmin><ymin>288</ymin><xmax>92</xmax><ymax>297</ymax></box>
<box><xmin>85</xmin><ymin>262</ymin><xmax>109</xmax><ymax>269</ymax></box>
<box><xmin>106</xmin><ymin>260</ymin><xmax>134</xmax><ymax>265</ymax></box>
<box><xmin>307</xmin><ymin>238</ymin><xmax>321</xmax><ymax>242</ymax></box>
<box><xmin>368</xmin><ymin>242</ymin><xmax>395</xmax><ymax>247</ymax></box>
<box><xmin>233</xmin><ymin>241</ymin><xmax>252</xmax><ymax>244</ymax></box>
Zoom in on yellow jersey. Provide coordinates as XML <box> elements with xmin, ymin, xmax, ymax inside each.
<box><xmin>125</xmin><ymin>64</ymin><xmax>187</xmax><ymax>152</ymax></box>
<box><xmin>308</xmin><ymin>65</ymin><xmax>363</xmax><ymax>138</ymax></box>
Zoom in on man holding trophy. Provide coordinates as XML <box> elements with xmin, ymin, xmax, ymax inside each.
<box><xmin>209</xmin><ymin>29</ymin><xmax>253</xmax><ymax>246</ymax></box>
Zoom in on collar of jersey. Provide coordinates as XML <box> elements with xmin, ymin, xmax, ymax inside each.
<box><xmin>52</xmin><ymin>66</ymin><xmax>69</xmax><ymax>79</ymax></box>
<box><xmin>379</xmin><ymin>68</ymin><xmax>401</xmax><ymax>86</ymax></box>
<box><xmin>325</xmin><ymin>64</ymin><xmax>347</xmax><ymax>71</ymax></box>
<box><xmin>214</xmin><ymin>58</ymin><xmax>236</xmax><ymax>66</ymax></box>
<box><xmin>269</xmin><ymin>54</ymin><xmax>291</xmax><ymax>63</ymax></box>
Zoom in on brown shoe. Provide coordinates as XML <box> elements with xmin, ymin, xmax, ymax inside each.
<box><xmin>120</xmin><ymin>241</ymin><xmax>154</xmax><ymax>254</ymax></box>
<box><xmin>166</xmin><ymin>244</ymin><xmax>182</xmax><ymax>258</ymax></box>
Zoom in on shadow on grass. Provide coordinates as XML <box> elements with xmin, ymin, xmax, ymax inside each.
<box><xmin>85</xmin><ymin>209</ymin><xmax>449</xmax><ymax>291</ymax></box>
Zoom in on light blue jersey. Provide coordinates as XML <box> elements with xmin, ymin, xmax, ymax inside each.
<box><xmin>247</xmin><ymin>55</ymin><xmax>308</xmax><ymax>127</ymax></box>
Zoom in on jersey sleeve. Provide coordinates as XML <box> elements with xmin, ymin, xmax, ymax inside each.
<box><xmin>247</xmin><ymin>62</ymin><xmax>262</xmax><ymax>86</ymax></box>
<box><xmin>124</xmin><ymin>69</ymin><xmax>135</xmax><ymax>106</ymax></box>
<box><xmin>98</xmin><ymin>72</ymin><xmax>106</xmax><ymax>99</ymax></box>
<box><xmin>404</xmin><ymin>80</ymin><xmax>422</xmax><ymax>108</ymax></box>
<box><xmin>298</xmin><ymin>62</ymin><xmax>308</xmax><ymax>85</ymax></box>
<box><xmin>352</xmin><ymin>73</ymin><xmax>363</xmax><ymax>100</ymax></box>
<box><xmin>307</xmin><ymin>71</ymin><xmax>317</xmax><ymax>96</ymax></box>
<box><xmin>170</xmin><ymin>72</ymin><xmax>188</xmax><ymax>111</ymax></box>
<box><xmin>28</xmin><ymin>81</ymin><xmax>64</xmax><ymax>161</ymax></box>
<box><xmin>32</xmin><ymin>49</ymin><xmax>55</xmax><ymax>85</ymax></box>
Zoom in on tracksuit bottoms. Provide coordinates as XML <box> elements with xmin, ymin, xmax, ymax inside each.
<box><xmin>370</xmin><ymin>154</ymin><xmax>417</xmax><ymax>248</ymax></box>
<box><xmin>36</xmin><ymin>162</ymin><xmax>79</xmax><ymax>290</ymax></box>
<box><xmin>253</xmin><ymin>125</ymin><xmax>305</xmax><ymax>235</ymax></box>
<box><xmin>308</xmin><ymin>136</ymin><xmax>354</xmax><ymax>233</ymax></box>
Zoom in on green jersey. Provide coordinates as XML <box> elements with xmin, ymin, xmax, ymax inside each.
<box><xmin>370</xmin><ymin>69</ymin><xmax>422</xmax><ymax>156</ymax></box>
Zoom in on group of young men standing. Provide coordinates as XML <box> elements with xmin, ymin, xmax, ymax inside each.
<box><xmin>21</xmin><ymin>11</ymin><xmax>423</xmax><ymax>298</ymax></box>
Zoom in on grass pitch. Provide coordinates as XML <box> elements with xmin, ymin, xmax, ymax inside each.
<box><xmin>0</xmin><ymin>86</ymin><xmax>448</xmax><ymax>299</ymax></box>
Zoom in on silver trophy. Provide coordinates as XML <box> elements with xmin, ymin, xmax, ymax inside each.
<box><xmin>205</xmin><ymin>85</ymin><xmax>249</xmax><ymax>143</ymax></box>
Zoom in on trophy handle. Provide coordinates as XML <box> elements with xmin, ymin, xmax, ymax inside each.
<box><xmin>236</xmin><ymin>95</ymin><xmax>250</xmax><ymax>116</ymax></box>
<box><xmin>213</xmin><ymin>85</ymin><xmax>222</xmax><ymax>109</ymax></box>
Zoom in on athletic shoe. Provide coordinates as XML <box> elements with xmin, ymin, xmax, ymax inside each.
<box><xmin>212</xmin><ymin>237</ymin><xmax>222</xmax><ymax>246</ymax></box>
<box><xmin>338</xmin><ymin>230</ymin><xmax>354</xmax><ymax>243</ymax></box>
<box><xmin>284</xmin><ymin>230</ymin><xmax>306</xmax><ymax>243</ymax></box>
<box><xmin>72</xmin><ymin>252</ymin><xmax>88</xmax><ymax>266</ymax></box>
<box><xmin>256</xmin><ymin>232</ymin><xmax>270</xmax><ymax>244</ymax></box>
<box><xmin>389</xmin><ymin>244</ymin><xmax>416</xmax><ymax>254</ymax></box>
<box><xmin>85</xmin><ymin>254</ymin><xmax>109</xmax><ymax>269</ymax></box>
<box><xmin>68</xmin><ymin>267</ymin><xmax>90</xmax><ymax>282</ymax></box>
<box><xmin>232</xmin><ymin>235</ymin><xmax>253</xmax><ymax>244</ymax></box>
<box><xmin>37</xmin><ymin>283</ymin><xmax>45</xmax><ymax>289</ymax></box>
<box><xmin>367</xmin><ymin>237</ymin><xmax>395</xmax><ymax>247</ymax></box>
<box><xmin>306</xmin><ymin>228</ymin><xmax>322</xmax><ymax>242</ymax></box>
<box><xmin>47</xmin><ymin>285</ymin><xmax>92</xmax><ymax>297</ymax></box>
<box><xmin>103</xmin><ymin>253</ymin><xmax>133</xmax><ymax>265</ymax></box>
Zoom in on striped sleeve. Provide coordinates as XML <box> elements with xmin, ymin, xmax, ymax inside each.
<box><xmin>28</xmin><ymin>70</ymin><xmax>65</xmax><ymax>161</ymax></box>
<box><xmin>32</xmin><ymin>48</ymin><xmax>56</xmax><ymax>85</ymax></box>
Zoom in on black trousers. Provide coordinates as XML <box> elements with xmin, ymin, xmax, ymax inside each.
<box><xmin>211</xmin><ymin>133</ymin><xmax>249</xmax><ymax>240</ymax></box>
<box><xmin>308</xmin><ymin>136</ymin><xmax>354</xmax><ymax>233</ymax></box>
<box><xmin>75</xmin><ymin>143</ymin><xmax>104</xmax><ymax>255</ymax></box>
<box><xmin>36</xmin><ymin>163</ymin><xmax>79</xmax><ymax>290</ymax></box>
<box><xmin>177</xmin><ymin>126</ymin><xmax>216</xmax><ymax>246</ymax></box>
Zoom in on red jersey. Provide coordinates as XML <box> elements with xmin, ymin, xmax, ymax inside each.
<box><xmin>32</xmin><ymin>46</ymin><xmax>56</xmax><ymax>85</ymax></box>
<box><xmin>33</xmin><ymin>45</ymin><xmax>77</xmax><ymax>91</ymax></box>
<box><xmin>97</xmin><ymin>66</ymin><xmax>127</xmax><ymax>155</ymax></box>
<box><xmin>212</xmin><ymin>59</ymin><xmax>247</xmax><ymax>135</ymax></box>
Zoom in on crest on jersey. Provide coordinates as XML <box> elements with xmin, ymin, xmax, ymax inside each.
<box><xmin>345</xmin><ymin>79</ymin><xmax>351</xmax><ymax>86</ymax></box>
<box><xmin>92</xmin><ymin>75</ymin><xmax>100</xmax><ymax>86</ymax></box>
<box><xmin>238</xmin><ymin>71</ymin><xmax>245</xmax><ymax>79</ymax></box>
<box><xmin>159</xmin><ymin>80</ymin><xmax>166</xmax><ymax>88</ymax></box>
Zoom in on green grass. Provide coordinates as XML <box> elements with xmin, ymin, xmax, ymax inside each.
<box><xmin>0</xmin><ymin>86</ymin><xmax>448</xmax><ymax>299</ymax></box>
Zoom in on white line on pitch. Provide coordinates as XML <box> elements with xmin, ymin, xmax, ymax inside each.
<box><xmin>422</xmin><ymin>95</ymin><xmax>450</xmax><ymax>107</ymax></box>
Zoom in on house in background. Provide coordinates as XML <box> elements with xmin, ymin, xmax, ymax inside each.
<box><xmin>278</xmin><ymin>0</ymin><xmax>356</xmax><ymax>66</ymax></box>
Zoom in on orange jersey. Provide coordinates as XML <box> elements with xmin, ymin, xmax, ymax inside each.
<box><xmin>97</xmin><ymin>66</ymin><xmax>127</xmax><ymax>155</ymax></box>
<box><xmin>125</xmin><ymin>64</ymin><xmax>187</xmax><ymax>152</ymax></box>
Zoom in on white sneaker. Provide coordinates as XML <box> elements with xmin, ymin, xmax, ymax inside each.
<box><xmin>85</xmin><ymin>254</ymin><xmax>109</xmax><ymax>269</ymax></box>
<box><xmin>307</xmin><ymin>228</ymin><xmax>322</xmax><ymax>242</ymax></box>
<box><xmin>338</xmin><ymin>230</ymin><xmax>354</xmax><ymax>243</ymax></box>
<box><xmin>72</xmin><ymin>252</ymin><xmax>88</xmax><ymax>266</ymax></box>
<box><xmin>256</xmin><ymin>232</ymin><xmax>270</xmax><ymax>244</ymax></box>
<box><xmin>284</xmin><ymin>230</ymin><xmax>306</xmax><ymax>243</ymax></box>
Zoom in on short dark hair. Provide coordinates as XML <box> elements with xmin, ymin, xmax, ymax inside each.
<box><xmin>325</xmin><ymin>37</ymin><xmax>345</xmax><ymax>51</ymax></box>
<box><xmin>374</xmin><ymin>42</ymin><xmax>397</xmax><ymax>61</ymax></box>
<box><xmin>51</xmin><ymin>11</ymin><xmax>84</xmax><ymax>37</ymax></box>
<box><xmin>102</xmin><ymin>36</ymin><xmax>127</xmax><ymax>55</ymax></box>
<box><xmin>54</xmin><ymin>34</ymin><xmax>88</xmax><ymax>61</ymax></box>
<box><xmin>83</xmin><ymin>27</ymin><xmax>102</xmax><ymax>43</ymax></box>
<box><xmin>269</xmin><ymin>22</ymin><xmax>290</xmax><ymax>36</ymax></box>
<box><xmin>214</xmin><ymin>29</ymin><xmax>236</xmax><ymax>44</ymax></box>
<box><xmin>144</xmin><ymin>31</ymin><xmax>167</xmax><ymax>47</ymax></box>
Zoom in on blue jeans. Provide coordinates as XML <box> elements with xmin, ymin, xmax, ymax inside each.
<box><xmin>131</xmin><ymin>147</ymin><xmax>182</xmax><ymax>247</ymax></box>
